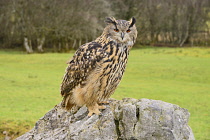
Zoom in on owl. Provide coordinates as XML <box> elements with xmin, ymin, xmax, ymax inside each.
<box><xmin>60</xmin><ymin>17</ymin><xmax>137</xmax><ymax>116</ymax></box>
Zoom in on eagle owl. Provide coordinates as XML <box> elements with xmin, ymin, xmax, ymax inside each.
<box><xmin>61</xmin><ymin>17</ymin><xmax>137</xmax><ymax>116</ymax></box>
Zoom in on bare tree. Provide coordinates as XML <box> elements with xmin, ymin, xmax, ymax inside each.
<box><xmin>0</xmin><ymin>0</ymin><xmax>209</xmax><ymax>52</ymax></box>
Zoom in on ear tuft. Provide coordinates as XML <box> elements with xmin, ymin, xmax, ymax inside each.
<box><xmin>105</xmin><ymin>17</ymin><xmax>117</xmax><ymax>26</ymax></box>
<box><xmin>129</xmin><ymin>17</ymin><xmax>136</xmax><ymax>28</ymax></box>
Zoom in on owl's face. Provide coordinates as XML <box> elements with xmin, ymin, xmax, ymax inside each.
<box><xmin>105</xmin><ymin>17</ymin><xmax>137</xmax><ymax>45</ymax></box>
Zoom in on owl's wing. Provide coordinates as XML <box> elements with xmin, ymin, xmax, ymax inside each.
<box><xmin>60</xmin><ymin>41</ymin><xmax>105</xmax><ymax>96</ymax></box>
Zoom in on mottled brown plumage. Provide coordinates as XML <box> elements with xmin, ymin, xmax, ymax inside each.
<box><xmin>60</xmin><ymin>17</ymin><xmax>137</xmax><ymax>116</ymax></box>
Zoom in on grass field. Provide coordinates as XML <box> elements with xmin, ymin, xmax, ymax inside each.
<box><xmin>0</xmin><ymin>47</ymin><xmax>210</xmax><ymax>139</ymax></box>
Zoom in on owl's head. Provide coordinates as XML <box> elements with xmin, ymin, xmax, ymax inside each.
<box><xmin>104</xmin><ymin>17</ymin><xmax>137</xmax><ymax>45</ymax></box>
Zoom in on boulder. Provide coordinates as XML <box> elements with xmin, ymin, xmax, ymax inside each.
<box><xmin>16</xmin><ymin>98</ymin><xmax>195</xmax><ymax>140</ymax></box>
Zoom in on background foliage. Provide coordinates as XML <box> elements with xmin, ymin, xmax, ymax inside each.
<box><xmin>0</xmin><ymin>0</ymin><xmax>210</xmax><ymax>53</ymax></box>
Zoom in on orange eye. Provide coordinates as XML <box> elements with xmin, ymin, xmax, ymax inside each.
<box><xmin>114</xmin><ymin>29</ymin><xmax>119</xmax><ymax>32</ymax></box>
<box><xmin>126</xmin><ymin>29</ymin><xmax>131</xmax><ymax>33</ymax></box>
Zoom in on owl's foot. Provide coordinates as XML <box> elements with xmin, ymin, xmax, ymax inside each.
<box><xmin>87</xmin><ymin>104</ymin><xmax>106</xmax><ymax>116</ymax></box>
<box><xmin>87</xmin><ymin>104</ymin><xmax>101</xmax><ymax>116</ymax></box>
<box><xmin>98</xmin><ymin>101</ymin><xmax>109</xmax><ymax>104</ymax></box>
<box><xmin>98</xmin><ymin>105</ymin><xmax>106</xmax><ymax>109</ymax></box>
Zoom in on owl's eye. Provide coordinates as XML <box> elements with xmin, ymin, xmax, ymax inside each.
<box><xmin>114</xmin><ymin>29</ymin><xmax>119</xmax><ymax>32</ymax></box>
<box><xmin>126</xmin><ymin>29</ymin><xmax>131</xmax><ymax>33</ymax></box>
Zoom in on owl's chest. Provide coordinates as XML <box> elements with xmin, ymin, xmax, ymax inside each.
<box><xmin>84</xmin><ymin>44</ymin><xmax>129</xmax><ymax>99</ymax></box>
<box><xmin>102</xmin><ymin>45</ymin><xmax>129</xmax><ymax>83</ymax></box>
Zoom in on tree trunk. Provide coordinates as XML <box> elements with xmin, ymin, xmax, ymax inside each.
<box><xmin>65</xmin><ymin>42</ymin><xmax>69</xmax><ymax>51</ymax></box>
<box><xmin>37</xmin><ymin>37</ymin><xmax>45</xmax><ymax>53</ymax></box>
<box><xmin>72</xmin><ymin>39</ymin><xmax>77</xmax><ymax>49</ymax></box>
<box><xmin>85</xmin><ymin>35</ymin><xmax>88</xmax><ymax>43</ymax></box>
<box><xmin>53</xmin><ymin>44</ymin><xmax>57</xmax><ymax>52</ymax></box>
<box><xmin>58</xmin><ymin>42</ymin><xmax>61</xmax><ymax>52</ymax></box>
<box><xmin>180</xmin><ymin>23</ymin><xmax>189</xmax><ymax>47</ymax></box>
<box><xmin>79</xmin><ymin>39</ymin><xmax>81</xmax><ymax>47</ymax></box>
<box><xmin>24</xmin><ymin>37</ymin><xmax>33</xmax><ymax>53</ymax></box>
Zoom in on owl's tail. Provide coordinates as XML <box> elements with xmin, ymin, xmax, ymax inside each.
<box><xmin>61</xmin><ymin>93</ymin><xmax>75</xmax><ymax>111</ymax></box>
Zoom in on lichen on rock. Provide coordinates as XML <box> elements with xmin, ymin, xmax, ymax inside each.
<box><xmin>16</xmin><ymin>98</ymin><xmax>195</xmax><ymax>140</ymax></box>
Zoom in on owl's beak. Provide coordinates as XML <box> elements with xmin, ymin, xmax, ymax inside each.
<box><xmin>121</xmin><ymin>32</ymin><xmax>125</xmax><ymax>40</ymax></box>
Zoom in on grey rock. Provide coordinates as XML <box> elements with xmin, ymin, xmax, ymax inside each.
<box><xmin>16</xmin><ymin>98</ymin><xmax>195</xmax><ymax>140</ymax></box>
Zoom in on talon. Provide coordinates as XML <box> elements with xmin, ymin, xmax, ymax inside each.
<box><xmin>88</xmin><ymin>112</ymin><xmax>93</xmax><ymax>117</ymax></box>
<box><xmin>98</xmin><ymin>105</ymin><xmax>106</xmax><ymax>110</ymax></box>
<box><xmin>99</xmin><ymin>101</ymin><xmax>109</xmax><ymax>104</ymax></box>
<box><xmin>87</xmin><ymin>103</ymin><xmax>101</xmax><ymax>116</ymax></box>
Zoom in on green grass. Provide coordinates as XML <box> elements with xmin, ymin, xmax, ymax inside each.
<box><xmin>0</xmin><ymin>47</ymin><xmax>210</xmax><ymax>139</ymax></box>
